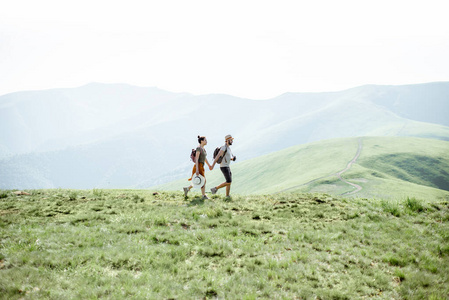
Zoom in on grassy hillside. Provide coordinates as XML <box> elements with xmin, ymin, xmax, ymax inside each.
<box><xmin>1</xmin><ymin>189</ymin><xmax>448</xmax><ymax>299</ymax></box>
<box><xmin>157</xmin><ymin>137</ymin><xmax>449</xmax><ymax>201</ymax></box>
<box><xmin>156</xmin><ymin>138</ymin><xmax>360</xmax><ymax>194</ymax></box>
<box><xmin>338</xmin><ymin>137</ymin><xmax>449</xmax><ymax>200</ymax></box>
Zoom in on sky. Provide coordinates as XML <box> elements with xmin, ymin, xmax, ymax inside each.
<box><xmin>1</xmin><ymin>0</ymin><xmax>449</xmax><ymax>99</ymax></box>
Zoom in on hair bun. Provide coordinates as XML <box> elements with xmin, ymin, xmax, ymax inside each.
<box><xmin>198</xmin><ymin>135</ymin><xmax>201</xmax><ymax>139</ymax></box>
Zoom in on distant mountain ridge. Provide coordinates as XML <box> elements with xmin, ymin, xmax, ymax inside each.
<box><xmin>1</xmin><ymin>82</ymin><xmax>449</xmax><ymax>189</ymax></box>
<box><xmin>358</xmin><ymin>82</ymin><xmax>449</xmax><ymax>126</ymax></box>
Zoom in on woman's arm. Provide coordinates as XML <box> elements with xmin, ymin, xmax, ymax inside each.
<box><xmin>205</xmin><ymin>158</ymin><xmax>212</xmax><ymax>170</ymax></box>
<box><xmin>195</xmin><ymin>150</ymin><xmax>201</xmax><ymax>175</ymax></box>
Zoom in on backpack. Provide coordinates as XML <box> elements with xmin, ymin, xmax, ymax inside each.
<box><xmin>213</xmin><ymin>146</ymin><xmax>227</xmax><ymax>164</ymax></box>
<box><xmin>191</xmin><ymin>147</ymin><xmax>205</xmax><ymax>163</ymax></box>
<box><xmin>190</xmin><ymin>149</ymin><xmax>197</xmax><ymax>163</ymax></box>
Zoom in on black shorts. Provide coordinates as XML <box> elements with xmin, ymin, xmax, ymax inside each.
<box><xmin>220</xmin><ymin>167</ymin><xmax>232</xmax><ymax>183</ymax></box>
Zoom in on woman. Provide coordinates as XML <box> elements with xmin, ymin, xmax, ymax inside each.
<box><xmin>184</xmin><ymin>136</ymin><xmax>212</xmax><ymax>199</ymax></box>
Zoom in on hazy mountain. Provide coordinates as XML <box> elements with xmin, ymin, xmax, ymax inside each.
<box><xmin>1</xmin><ymin>82</ymin><xmax>449</xmax><ymax>189</ymax></box>
<box><xmin>0</xmin><ymin>83</ymin><xmax>188</xmax><ymax>155</ymax></box>
<box><xmin>357</xmin><ymin>82</ymin><xmax>449</xmax><ymax>126</ymax></box>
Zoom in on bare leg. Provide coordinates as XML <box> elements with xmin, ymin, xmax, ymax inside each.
<box><xmin>201</xmin><ymin>179</ymin><xmax>207</xmax><ymax>196</ymax></box>
<box><xmin>216</xmin><ymin>182</ymin><xmax>230</xmax><ymax>190</ymax></box>
<box><xmin>215</xmin><ymin>182</ymin><xmax>231</xmax><ymax>196</ymax></box>
<box><xmin>183</xmin><ymin>185</ymin><xmax>193</xmax><ymax>197</ymax></box>
<box><xmin>225</xmin><ymin>184</ymin><xmax>231</xmax><ymax>197</ymax></box>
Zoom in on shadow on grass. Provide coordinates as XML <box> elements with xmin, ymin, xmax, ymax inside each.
<box><xmin>188</xmin><ymin>197</ymin><xmax>205</xmax><ymax>206</ymax></box>
<box><xmin>223</xmin><ymin>197</ymin><xmax>233</xmax><ymax>202</ymax></box>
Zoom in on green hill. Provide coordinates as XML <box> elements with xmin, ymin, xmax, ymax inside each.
<box><xmin>157</xmin><ymin>137</ymin><xmax>449</xmax><ymax>201</ymax></box>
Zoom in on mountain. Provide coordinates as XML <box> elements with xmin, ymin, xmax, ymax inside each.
<box><xmin>359</xmin><ymin>82</ymin><xmax>449</xmax><ymax>126</ymax></box>
<box><xmin>1</xmin><ymin>82</ymin><xmax>449</xmax><ymax>189</ymax></box>
<box><xmin>0</xmin><ymin>83</ymin><xmax>188</xmax><ymax>155</ymax></box>
<box><xmin>156</xmin><ymin>137</ymin><xmax>449</xmax><ymax>201</ymax></box>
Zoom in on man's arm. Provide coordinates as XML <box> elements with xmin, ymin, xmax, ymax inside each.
<box><xmin>211</xmin><ymin>149</ymin><xmax>225</xmax><ymax>169</ymax></box>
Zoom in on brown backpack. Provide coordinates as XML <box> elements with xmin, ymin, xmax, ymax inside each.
<box><xmin>213</xmin><ymin>146</ymin><xmax>227</xmax><ymax>164</ymax></box>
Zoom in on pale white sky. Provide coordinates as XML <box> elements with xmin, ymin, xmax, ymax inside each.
<box><xmin>1</xmin><ymin>0</ymin><xmax>448</xmax><ymax>99</ymax></box>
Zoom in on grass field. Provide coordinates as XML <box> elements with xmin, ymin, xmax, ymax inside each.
<box><xmin>1</xmin><ymin>189</ymin><xmax>449</xmax><ymax>299</ymax></box>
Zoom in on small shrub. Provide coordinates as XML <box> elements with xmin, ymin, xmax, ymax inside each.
<box><xmin>0</xmin><ymin>191</ymin><xmax>8</xmax><ymax>199</ymax></box>
<box><xmin>394</xmin><ymin>268</ymin><xmax>406</xmax><ymax>282</ymax></box>
<box><xmin>315</xmin><ymin>212</ymin><xmax>325</xmax><ymax>219</ymax></box>
<box><xmin>423</xmin><ymin>260</ymin><xmax>438</xmax><ymax>273</ymax></box>
<box><xmin>437</xmin><ymin>244</ymin><xmax>449</xmax><ymax>257</ymax></box>
<box><xmin>381</xmin><ymin>200</ymin><xmax>401</xmax><ymax>217</ymax></box>
<box><xmin>344</xmin><ymin>212</ymin><xmax>360</xmax><ymax>220</ymax></box>
<box><xmin>133</xmin><ymin>194</ymin><xmax>144</xmax><ymax>203</ymax></box>
<box><xmin>154</xmin><ymin>216</ymin><xmax>168</xmax><ymax>226</ymax></box>
<box><xmin>242</xmin><ymin>228</ymin><xmax>259</xmax><ymax>237</ymax></box>
<box><xmin>92</xmin><ymin>189</ymin><xmax>103</xmax><ymax>197</ymax></box>
<box><xmin>206</xmin><ymin>208</ymin><xmax>223</xmax><ymax>218</ymax></box>
<box><xmin>198</xmin><ymin>247</ymin><xmax>224</xmax><ymax>258</ymax></box>
<box><xmin>367</xmin><ymin>213</ymin><xmax>382</xmax><ymax>222</ymax></box>
<box><xmin>405</xmin><ymin>197</ymin><xmax>426</xmax><ymax>213</ymax></box>
<box><xmin>205</xmin><ymin>289</ymin><xmax>218</xmax><ymax>298</ymax></box>
<box><xmin>68</xmin><ymin>190</ymin><xmax>78</xmax><ymax>201</ymax></box>
<box><xmin>383</xmin><ymin>255</ymin><xmax>407</xmax><ymax>267</ymax></box>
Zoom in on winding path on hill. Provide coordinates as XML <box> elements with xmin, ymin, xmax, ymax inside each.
<box><xmin>338</xmin><ymin>138</ymin><xmax>363</xmax><ymax>195</ymax></box>
<box><xmin>278</xmin><ymin>138</ymin><xmax>363</xmax><ymax>195</ymax></box>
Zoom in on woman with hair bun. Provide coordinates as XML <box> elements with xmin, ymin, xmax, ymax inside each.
<box><xmin>184</xmin><ymin>136</ymin><xmax>212</xmax><ymax>199</ymax></box>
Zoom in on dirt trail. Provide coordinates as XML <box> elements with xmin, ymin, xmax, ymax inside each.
<box><xmin>278</xmin><ymin>137</ymin><xmax>363</xmax><ymax>195</ymax></box>
<box><xmin>338</xmin><ymin>138</ymin><xmax>363</xmax><ymax>195</ymax></box>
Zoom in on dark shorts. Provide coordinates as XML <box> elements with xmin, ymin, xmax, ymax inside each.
<box><xmin>220</xmin><ymin>167</ymin><xmax>232</xmax><ymax>183</ymax></box>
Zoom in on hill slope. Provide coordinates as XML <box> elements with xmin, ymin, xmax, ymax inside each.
<box><xmin>157</xmin><ymin>137</ymin><xmax>449</xmax><ymax>201</ymax></box>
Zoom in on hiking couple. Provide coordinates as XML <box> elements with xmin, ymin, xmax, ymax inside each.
<box><xmin>184</xmin><ymin>134</ymin><xmax>236</xmax><ymax>199</ymax></box>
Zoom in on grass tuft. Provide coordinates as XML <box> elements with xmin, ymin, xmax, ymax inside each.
<box><xmin>405</xmin><ymin>197</ymin><xmax>426</xmax><ymax>213</ymax></box>
<box><xmin>381</xmin><ymin>200</ymin><xmax>401</xmax><ymax>217</ymax></box>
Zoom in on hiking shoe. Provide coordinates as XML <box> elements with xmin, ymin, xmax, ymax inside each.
<box><xmin>183</xmin><ymin>187</ymin><xmax>189</xmax><ymax>197</ymax></box>
<box><xmin>202</xmin><ymin>195</ymin><xmax>210</xmax><ymax>200</ymax></box>
<box><xmin>211</xmin><ymin>187</ymin><xmax>217</xmax><ymax>194</ymax></box>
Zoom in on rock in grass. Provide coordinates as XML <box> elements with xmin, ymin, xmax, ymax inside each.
<box><xmin>13</xmin><ymin>191</ymin><xmax>31</xmax><ymax>196</ymax></box>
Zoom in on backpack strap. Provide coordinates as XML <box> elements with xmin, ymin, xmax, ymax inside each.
<box><xmin>222</xmin><ymin>145</ymin><xmax>228</xmax><ymax>162</ymax></box>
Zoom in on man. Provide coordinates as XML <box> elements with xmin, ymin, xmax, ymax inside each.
<box><xmin>210</xmin><ymin>134</ymin><xmax>236</xmax><ymax>198</ymax></box>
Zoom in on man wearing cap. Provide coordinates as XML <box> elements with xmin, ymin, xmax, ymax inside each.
<box><xmin>211</xmin><ymin>134</ymin><xmax>236</xmax><ymax>198</ymax></box>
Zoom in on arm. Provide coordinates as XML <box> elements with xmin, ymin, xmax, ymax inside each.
<box><xmin>205</xmin><ymin>157</ymin><xmax>212</xmax><ymax>170</ymax></box>
<box><xmin>211</xmin><ymin>149</ymin><xmax>225</xmax><ymax>169</ymax></box>
<box><xmin>195</xmin><ymin>150</ymin><xmax>201</xmax><ymax>175</ymax></box>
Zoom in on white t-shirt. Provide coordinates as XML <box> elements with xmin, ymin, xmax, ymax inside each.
<box><xmin>220</xmin><ymin>145</ymin><xmax>233</xmax><ymax>167</ymax></box>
